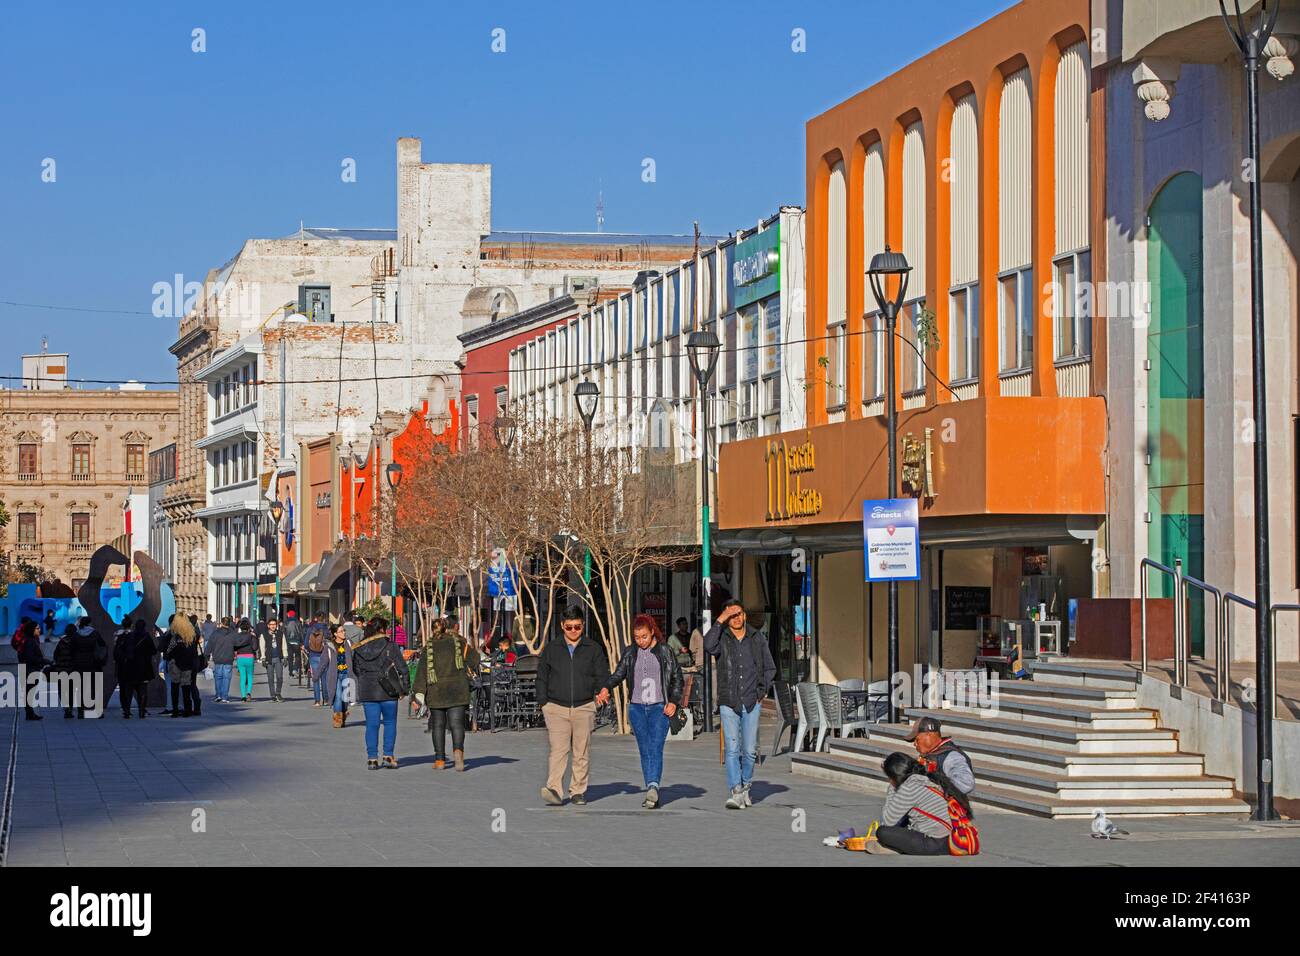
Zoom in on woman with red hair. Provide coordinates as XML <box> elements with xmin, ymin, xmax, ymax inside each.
<box><xmin>596</xmin><ymin>613</ymin><xmax>683</xmax><ymax>809</ymax></box>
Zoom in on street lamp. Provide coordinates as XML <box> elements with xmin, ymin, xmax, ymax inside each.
<box><xmin>269</xmin><ymin>499</ymin><xmax>284</xmax><ymax>626</ymax></box>
<box><xmin>1219</xmin><ymin>0</ymin><xmax>1281</xmax><ymax>821</ymax></box>
<box><xmin>386</xmin><ymin>463</ymin><xmax>403</xmax><ymax>620</ymax></box>
<box><xmin>687</xmin><ymin>328</ymin><xmax>721</xmax><ymax>733</ymax></box>
<box><xmin>867</xmin><ymin>244</ymin><xmax>911</xmax><ymax>724</ymax></box>
<box><xmin>574</xmin><ymin>380</ymin><xmax>600</xmax><ymax>633</ymax></box>
<box><xmin>492</xmin><ymin>414</ymin><xmax>517</xmax><ymax>451</ymax></box>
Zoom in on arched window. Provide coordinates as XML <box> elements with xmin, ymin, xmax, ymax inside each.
<box><xmin>901</xmin><ymin>122</ymin><xmax>927</xmax><ymax>394</ymax></box>
<box><xmin>998</xmin><ymin>68</ymin><xmax>1033</xmax><ymax>376</ymax></box>
<box><xmin>949</xmin><ymin>95</ymin><xmax>980</xmax><ymax>385</ymax></box>
<box><xmin>1053</xmin><ymin>40</ymin><xmax>1091</xmax><ymax>366</ymax></box>
<box><xmin>826</xmin><ymin>159</ymin><xmax>848</xmax><ymax>409</ymax></box>
<box><xmin>862</xmin><ymin>142</ymin><xmax>886</xmax><ymax>406</ymax></box>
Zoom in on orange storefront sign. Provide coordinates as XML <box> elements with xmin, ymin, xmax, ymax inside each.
<box><xmin>720</xmin><ymin>394</ymin><xmax>1105</xmax><ymax>530</ymax></box>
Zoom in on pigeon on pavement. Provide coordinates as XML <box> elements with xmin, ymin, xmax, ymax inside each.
<box><xmin>1090</xmin><ymin>808</ymin><xmax>1129</xmax><ymax>840</ymax></box>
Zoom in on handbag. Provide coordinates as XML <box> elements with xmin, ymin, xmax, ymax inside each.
<box><xmin>669</xmin><ymin>704</ymin><xmax>688</xmax><ymax>735</ymax></box>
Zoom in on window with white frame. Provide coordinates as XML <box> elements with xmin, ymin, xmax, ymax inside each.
<box><xmin>1054</xmin><ymin>39</ymin><xmax>1091</xmax><ymax>363</ymax></box>
<box><xmin>1053</xmin><ymin>250</ymin><xmax>1091</xmax><ymax>361</ymax></box>
<box><xmin>999</xmin><ymin>67</ymin><xmax>1033</xmax><ymax>375</ymax></box>
<box><xmin>949</xmin><ymin>94</ymin><xmax>979</xmax><ymax>385</ymax></box>
<box><xmin>901</xmin><ymin>300</ymin><xmax>927</xmax><ymax>394</ymax></box>
<box><xmin>902</xmin><ymin>122</ymin><xmax>927</xmax><ymax>395</ymax></box>
<box><xmin>949</xmin><ymin>287</ymin><xmax>979</xmax><ymax>383</ymax></box>
<box><xmin>827</xmin><ymin>157</ymin><xmax>848</xmax><ymax>408</ymax></box>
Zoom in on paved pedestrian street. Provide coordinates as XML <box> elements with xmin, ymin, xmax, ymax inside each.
<box><xmin>3</xmin><ymin>669</ymin><xmax>1298</xmax><ymax>867</ymax></box>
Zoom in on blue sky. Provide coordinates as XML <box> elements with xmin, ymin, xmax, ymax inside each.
<box><xmin>0</xmin><ymin>0</ymin><xmax>1016</xmax><ymax>386</ymax></box>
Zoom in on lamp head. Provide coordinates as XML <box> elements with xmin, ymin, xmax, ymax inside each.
<box><xmin>866</xmin><ymin>245</ymin><xmax>911</xmax><ymax>314</ymax></box>
<box><xmin>686</xmin><ymin>329</ymin><xmax>721</xmax><ymax>387</ymax></box>
<box><xmin>575</xmin><ymin>380</ymin><xmax>600</xmax><ymax>430</ymax></box>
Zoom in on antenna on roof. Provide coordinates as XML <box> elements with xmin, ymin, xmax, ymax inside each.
<box><xmin>299</xmin><ymin>220</ymin><xmax>304</xmax><ymax>240</ymax></box>
<box><xmin>596</xmin><ymin>180</ymin><xmax>605</xmax><ymax>233</ymax></box>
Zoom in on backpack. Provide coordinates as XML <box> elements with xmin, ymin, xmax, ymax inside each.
<box><xmin>916</xmin><ymin>785</ymin><xmax>980</xmax><ymax>856</ymax></box>
<box><xmin>376</xmin><ymin>642</ymin><xmax>412</xmax><ymax>698</ymax></box>
<box><xmin>307</xmin><ymin>625</ymin><xmax>326</xmax><ymax>654</ymax></box>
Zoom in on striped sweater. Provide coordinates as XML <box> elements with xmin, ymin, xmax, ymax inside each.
<box><xmin>882</xmin><ymin>775</ymin><xmax>953</xmax><ymax>839</ymax></box>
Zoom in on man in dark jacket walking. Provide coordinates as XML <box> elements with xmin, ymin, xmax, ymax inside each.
<box><xmin>284</xmin><ymin>610</ymin><xmax>304</xmax><ymax>679</ymax></box>
<box><xmin>206</xmin><ymin>618</ymin><xmax>237</xmax><ymax>703</ymax></box>
<box><xmin>536</xmin><ymin>606</ymin><xmax>610</xmax><ymax>806</ymax></box>
<box><xmin>704</xmin><ymin>599</ymin><xmax>777</xmax><ymax>809</ymax></box>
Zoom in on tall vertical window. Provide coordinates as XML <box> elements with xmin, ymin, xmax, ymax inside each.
<box><xmin>701</xmin><ymin>253</ymin><xmax>715</xmax><ymax>323</ymax></box>
<box><xmin>863</xmin><ymin>141</ymin><xmax>886</xmax><ymax>407</ymax></box>
<box><xmin>862</xmin><ymin>312</ymin><xmax>884</xmax><ymax>400</ymax></box>
<box><xmin>999</xmin><ymin>67</ymin><xmax>1034</xmax><ymax>374</ymax></box>
<box><xmin>126</xmin><ymin>443</ymin><xmax>146</xmax><ymax>477</ymax></box>
<box><xmin>18</xmin><ymin>442</ymin><xmax>37</xmax><ymax>476</ymax></box>
<box><xmin>949</xmin><ymin>95</ymin><xmax>980</xmax><ymax>384</ymax></box>
<box><xmin>71</xmin><ymin>512</ymin><xmax>90</xmax><ymax>545</ymax></box>
<box><xmin>71</xmin><ymin>443</ymin><xmax>91</xmax><ymax>476</ymax></box>
<box><xmin>826</xmin><ymin>158</ymin><xmax>848</xmax><ymax>408</ymax></box>
<box><xmin>761</xmin><ymin>295</ymin><xmax>783</xmax><ymax>427</ymax></box>
<box><xmin>902</xmin><ymin>122</ymin><xmax>927</xmax><ymax>394</ymax></box>
<box><xmin>667</xmin><ymin>271</ymin><xmax>680</xmax><ymax>336</ymax></box>
<box><xmin>1054</xmin><ymin>39</ymin><xmax>1091</xmax><ymax>362</ymax></box>
<box><xmin>466</xmin><ymin>396</ymin><xmax>479</xmax><ymax>449</ymax></box>
<box><xmin>17</xmin><ymin>513</ymin><xmax>36</xmax><ymax>543</ymax></box>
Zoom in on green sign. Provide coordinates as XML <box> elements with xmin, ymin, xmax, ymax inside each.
<box><xmin>732</xmin><ymin>224</ymin><xmax>780</xmax><ymax>308</ymax></box>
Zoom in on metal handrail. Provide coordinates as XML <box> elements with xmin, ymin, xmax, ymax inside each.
<box><xmin>1180</xmin><ymin>570</ymin><xmax>1221</xmax><ymax>694</ymax></box>
<box><xmin>1222</xmin><ymin>592</ymin><xmax>1256</xmax><ymax>703</ymax></box>
<box><xmin>1268</xmin><ymin>604</ymin><xmax>1297</xmax><ymax>723</ymax></box>
<box><xmin>1139</xmin><ymin>557</ymin><xmax>1180</xmax><ymax>676</ymax></box>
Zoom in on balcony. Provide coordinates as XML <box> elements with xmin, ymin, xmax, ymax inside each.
<box><xmin>17</xmin><ymin>472</ymin><xmax>38</xmax><ymax>482</ymax></box>
<box><xmin>125</xmin><ymin>473</ymin><xmax>146</xmax><ymax>484</ymax></box>
<box><xmin>70</xmin><ymin>472</ymin><xmax>93</xmax><ymax>483</ymax></box>
<box><xmin>16</xmin><ymin>542</ymin><xmax>41</xmax><ymax>555</ymax></box>
<box><xmin>69</xmin><ymin>542</ymin><xmax>93</xmax><ymax>554</ymax></box>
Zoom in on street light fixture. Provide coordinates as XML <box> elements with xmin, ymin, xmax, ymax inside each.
<box><xmin>866</xmin><ymin>244</ymin><xmax>911</xmax><ymax>724</ymax></box>
<box><xmin>1219</xmin><ymin>0</ymin><xmax>1281</xmax><ymax>821</ymax></box>
<box><xmin>385</xmin><ymin>462</ymin><xmax>404</xmax><ymax>620</ymax></box>
<box><xmin>492</xmin><ymin>414</ymin><xmax>517</xmax><ymax>451</ymax></box>
<box><xmin>575</xmin><ymin>380</ymin><xmax>600</xmax><ymax>431</ymax></box>
<box><xmin>385</xmin><ymin>462</ymin><xmax>404</xmax><ymax>491</ymax></box>
<box><xmin>686</xmin><ymin>328</ymin><xmax>721</xmax><ymax>734</ymax></box>
<box><xmin>269</xmin><ymin>499</ymin><xmax>284</xmax><ymax>624</ymax></box>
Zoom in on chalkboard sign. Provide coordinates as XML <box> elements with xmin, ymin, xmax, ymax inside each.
<box><xmin>945</xmin><ymin>586</ymin><xmax>991</xmax><ymax>630</ymax></box>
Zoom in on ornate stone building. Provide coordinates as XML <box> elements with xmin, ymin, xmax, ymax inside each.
<box><xmin>1</xmin><ymin>372</ymin><xmax>178</xmax><ymax>592</ymax></box>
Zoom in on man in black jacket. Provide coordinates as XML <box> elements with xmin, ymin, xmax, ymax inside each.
<box><xmin>52</xmin><ymin>618</ymin><xmax>108</xmax><ymax>718</ymax></box>
<box><xmin>536</xmin><ymin>606</ymin><xmax>610</xmax><ymax>807</ymax></box>
<box><xmin>704</xmin><ymin>599</ymin><xmax>776</xmax><ymax>809</ymax></box>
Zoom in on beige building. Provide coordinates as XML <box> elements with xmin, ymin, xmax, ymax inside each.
<box><xmin>1</xmin><ymin>364</ymin><xmax>178</xmax><ymax>592</ymax></box>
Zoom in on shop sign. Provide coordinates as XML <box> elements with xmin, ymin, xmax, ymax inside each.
<box><xmin>732</xmin><ymin>226</ymin><xmax>780</xmax><ymax>309</ymax></box>
<box><xmin>863</xmin><ymin>497</ymin><xmax>920</xmax><ymax>582</ymax></box>
<box><xmin>765</xmin><ymin>435</ymin><xmax>823</xmax><ymax>521</ymax></box>
<box><xmin>315</xmin><ymin>491</ymin><xmax>331</xmax><ymax>509</ymax></box>
<box><xmin>900</xmin><ymin>427</ymin><xmax>937</xmax><ymax>498</ymax></box>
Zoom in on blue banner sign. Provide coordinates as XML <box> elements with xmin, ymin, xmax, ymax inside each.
<box><xmin>863</xmin><ymin>498</ymin><xmax>920</xmax><ymax>582</ymax></box>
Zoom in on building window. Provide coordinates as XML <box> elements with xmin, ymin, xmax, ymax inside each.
<box><xmin>495</xmin><ymin>387</ymin><xmax>508</xmax><ymax>418</ymax></box>
<box><xmin>862</xmin><ymin>311</ymin><xmax>883</xmax><ymax>402</ymax></box>
<box><xmin>999</xmin><ymin>268</ymin><xmax>1034</xmax><ymax>372</ymax></box>
<box><xmin>826</xmin><ymin>321</ymin><xmax>846</xmax><ymax>409</ymax></box>
<box><xmin>1054</xmin><ymin>251</ymin><xmax>1092</xmax><ymax>362</ymax></box>
<box><xmin>949</xmin><ymin>286</ymin><xmax>979</xmax><ymax>383</ymax></box>
<box><xmin>126</xmin><ymin>443</ymin><xmax>146</xmax><ymax>478</ymax></box>
<box><xmin>466</xmin><ymin>395</ymin><xmax>479</xmax><ymax>449</ymax></box>
<box><xmin>17</xmin><ymin>513</ymin><xmax>36</xmax><ymax>543</ymax></box>
<box><xmin>18</xmin><ymin>443</ymin><xmax>37</xmax><ymax>477</ymax></box>
<box><xmin>71</xmin><ymin>443</ymin><xmax>91</xmax><ymax>476</ymax></box>
<box><xmin>71</xmin><ymin>512</ymin><xmax>90</xmax><ymax>545</ymax></box>
<box><xmin>901</xmin><ymin>300</ymin><xmax>928</xmax><ymax>394</ymax></box>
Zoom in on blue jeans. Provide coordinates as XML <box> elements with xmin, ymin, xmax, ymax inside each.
<box><xmin>363</xmin><ymin>699</ymin><xmax>398</xmax><ymax>759</ymax></box>
<box><xmin>627</xmin><ymin>702</ymin><xmax>670</xmax><ymax>788</ymax></box>
<box><xmin>720</xmin><ymin>702</ymin><xmax>762</xmax><ymax>791</ymax></box>
<box><xmin>333</xmin><ymin>675</ymin><xmax>351</xmax><ymax>713</ymax></box>
<box><xmin>213</xmin><ymin>663</ymin><xmax>233</xmax><ymax>700</ymax></box>
<box><xmin>308</xmin><ymin>653</ymin><xmax>324</xmax><ymax>702</ymax></box>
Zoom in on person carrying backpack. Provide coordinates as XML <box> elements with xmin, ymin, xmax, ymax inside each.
<box><xmin>350</xmin><ymin>619</ymin><xmax>408</xmax><ymax>769</ymax></box>
<box><xmin>114</xmin><ymin>618</ymin><xmax>156</xmax><ymax>718</ymax></box>
<box><xmin>306</xmin><ymin>614</ymin><xmax>329</xmax><ymax>706</ymax></box>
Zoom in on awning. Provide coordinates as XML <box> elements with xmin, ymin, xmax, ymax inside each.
<box><xmin>315</xmin><ymin>549</ymin><xmax>352</xmax><ymax>592</ymax></box>
<box><xmin>280</xmin><ymin>562</ymin><xmax>319</xmax><ymax>593</ymax></box>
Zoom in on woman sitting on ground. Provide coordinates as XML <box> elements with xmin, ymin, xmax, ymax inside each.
<box><xmin>871</xmin><ymin>751</ymin><xmax>970</xmax><ymax>855</ymax></box>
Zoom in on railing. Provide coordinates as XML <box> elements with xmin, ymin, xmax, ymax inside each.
<box><xmin>1267</xmin><ymin>605</ymin><xmax>1297</xmax><ymax>722</ymax></box>
<box><xmin>70</xmin><ymin>472</ymin><xmax>93</xmax><ymax>483</ymax></box>
<box><xmin>69</xmin><ymin>542</ymin><xmax>92</xmax><ymax>553</ymax></box>
<box><xmin>1140</xmin><ymin>557</ymin><xmax>1222</xmax><ymax>692</ymax></box>
<box><xmin>1180</xmin><ymin>569</ymin><xmax>1221</xmax><ymax>690</ymax></box>
<box><xmin>124</xmin><ymin>473</ymin><xmax>146</xmax><ymax>484</ymax></box>
<box><xmin>1139</xmin><ymin>557</ymin><xmax>1179</xmax><ymax>675</ymax></box>
<box><xmin>1222</xmin><ymin>592</ymin><xmax>1255</xmax><ymax>703</ymax></box>
<box><xmin>17</xmin><ymin>472</ymin><xmax>39</xmax><ymax>482</ymax></box>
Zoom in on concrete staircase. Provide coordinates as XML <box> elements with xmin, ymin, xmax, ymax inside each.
<box><xmin>790</xmin><ymin>659</ymin><xmax>1251</xmax><ymax>818</ymax></box>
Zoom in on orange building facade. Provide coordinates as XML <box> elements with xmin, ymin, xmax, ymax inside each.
<box><xmin>716</xmin><ymin>0</ymin><xmax>1109</xmax><ymax>686</ymax></box>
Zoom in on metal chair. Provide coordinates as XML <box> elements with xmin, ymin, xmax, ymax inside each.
<box><xmin>771</xmin><ymin>680</ymin><xmax>799</xmax><ymax>755</ymax></box>
<box><xmin>837</xmin><ymin>678</ymin><xmax>867</xmax><ymax>725</ymax></box>
<box><xmin>793</xmin><ymin>682</ymin><xmax>823</xmax><ymax>753</ymax></box>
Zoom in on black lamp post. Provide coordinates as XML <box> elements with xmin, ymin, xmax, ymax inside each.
<box><xmin>386</xmin><ymin>462</ymin><xmax>403</xmax><ymax>619</ymax></box>
<box><xmin>687</xmin><ymin>328</ymin><xmax>721</xmax><ymax>733</ymax></box>
<box><xmin>575</xmin><ymin>380</ymin><xmax>600</xmax><ymax>633</ymax></box>
<box><xmin>866</xmin><ymin>245</ymin><xmax>911</xmax><ymax>724</ymax></box>
<box><xmin>492</xmin><ymin>414</ymin><xmax>517</xmax><ymax>451</ymax></box>
<box><xmin>1219</xmin><ymin>0</ymin><xmax>1281</xmax><ymax>821</ymax></box>
<box><xmin>269</xmin><ymin>499</ymin><xmax>284</xmax><ymax>625</ymax></box>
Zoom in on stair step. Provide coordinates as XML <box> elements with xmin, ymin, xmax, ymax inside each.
<box><xmin>1027</xmin><ymin>659</ymin><xmax>1141</xmax><ymax>690</ymax></box>
<box><xmin>846</xmin><ymin>727</ymin><xmax>1205</xmax><ymax>777</ymax></box>
<box><xmin>900</xmin><ymin>707</ymin><xmax>1179</xmax><ymax>753</ymax></box>
<box><xmin>943</xmin><ymin>696</ymin><xmax>1156</xmax><ymax>729</ymax></box>
<box><xmin>821</xmin><ymin>738</ymin><xmax>1233</xmax><ymax>800</ymax></box>
<box><xmin>987</xmin><ymin>680</ymin><xmax>1139</xmax><ymax>708</ymax></box>
<box><xmin>791</xmin><ymin>753</ymin><xmax>1250</xmax><ymax>818</ymax></box>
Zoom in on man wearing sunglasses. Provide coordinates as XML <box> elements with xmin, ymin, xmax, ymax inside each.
<box><xmin>536</xmin><ymin>606</ymin><xmax>611</xmax><ymax>806</ymax></box>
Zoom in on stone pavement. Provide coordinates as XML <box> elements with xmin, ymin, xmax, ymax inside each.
<box><xmin>2</xmin><ymin>666</ymin><xmax>1298</xmax><ymax>867</ymax></box>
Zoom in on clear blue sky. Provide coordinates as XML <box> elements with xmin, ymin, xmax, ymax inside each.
<box><xmin>0</xmin><ymin>0</ymin><xmax>1015</xmax><ymax>386</ymax></box>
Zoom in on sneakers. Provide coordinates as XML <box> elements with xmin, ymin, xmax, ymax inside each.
<box><xmin>453</xmin><ymin>749</ymin><xmax>465</xmax><ymax>772</ymax></box>
<box><xmin>331</xmin><ymin>712</ymin><xmax>344</xmax><ymax>729</ymax></box>
<box><xmin>366</xmin><ymin>759</ymin><xmax>380</xmax><ymax>771</ymax></box>
<box><xmin>725</xmin><ymin>786</ymin><xmax>746</xmax><ymax>810</ymax></box>
<box><xmin>570</xmin><ymin>793</ymin><xmax>588</xmax><ymax>806</ymax></box>
<box><xmin>540</xmin><ymin>786</ymin><xmax>562</xmax><ymax>806</ymax></box>
<box><xmin>432</xmin><ymin>757</ymin><xmax>446</xmax><ymax>770</ymax></box>
<box><xmin>741</xmin><ymin>784</ymin><xmax>753</xmax><ymax>808</ymax></box>
<box><xmin>642</xmin><ymin>786</ymin><xmax>660</xmax><ymax>809</ymax></box>
<box><xmin>381</xmin><ymin>756</ymin><xmax>398</xmax><ymax>770</ymax></box>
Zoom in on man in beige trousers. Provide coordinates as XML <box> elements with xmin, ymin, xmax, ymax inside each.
<box><xmin>536</xmin><ymin>606</ymin><xmax>611</xmax><ymax>807</ymax></box>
